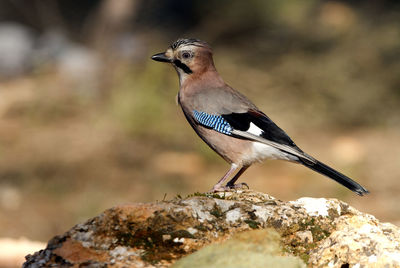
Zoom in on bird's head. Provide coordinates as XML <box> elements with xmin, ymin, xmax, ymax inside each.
<box><xmin>151</xmin><ymin>38</ymin><xmax>215</xmax><ymax>84</ymax></box>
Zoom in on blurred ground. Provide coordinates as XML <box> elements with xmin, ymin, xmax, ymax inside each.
<box><xmin>0</xmin><ymin>0</ymin><xmax>400</xmax><ymax>266</ymax></box>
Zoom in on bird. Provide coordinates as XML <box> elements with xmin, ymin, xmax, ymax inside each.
<box><xmin>151</xmin><ymin>38</ymin><xmax>369</xmax><ymax>196</ymax></box>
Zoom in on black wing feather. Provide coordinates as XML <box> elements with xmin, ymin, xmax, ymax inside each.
<box><xmin>222</xmin><ymin>110</ymin><xmax>297</xmax><ymax>147</ymax></box>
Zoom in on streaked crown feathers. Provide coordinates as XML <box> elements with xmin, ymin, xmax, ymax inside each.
<box><xmin>170</xmin><ymin>38</ymin><xmax>210</xmax><ymax>50</ymax></box>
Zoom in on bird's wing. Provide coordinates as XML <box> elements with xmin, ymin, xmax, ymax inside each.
<box><xmin>192</xmin><ymin>107</ymin><xmax>316</xmax><ymax>163</ymax></box>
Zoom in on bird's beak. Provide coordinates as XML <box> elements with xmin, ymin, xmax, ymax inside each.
<box><xmin>151</xmin><ymin>52</ymin><xmax>171</xmax><ymax>63</ymax></box>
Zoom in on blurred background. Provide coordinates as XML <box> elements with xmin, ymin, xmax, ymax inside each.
<box><xmin>0</xmin><ymin>0</ymin><xmax>400</xmax><ymax>266</ymax></box>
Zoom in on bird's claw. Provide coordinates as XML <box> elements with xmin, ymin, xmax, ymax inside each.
<box><xmin>210</xmin><ymin>182</ymin><xmax>249</xmax><ymax>192</ymax></box>
<box><xmin>228</xmin><ymin>182</ymin><xmax>250</xmax><ymax>190</ymax></box>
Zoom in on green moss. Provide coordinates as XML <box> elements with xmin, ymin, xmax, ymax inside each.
<box><xmin>210</xmin><ymin>204</ymin><xmax>224</xmax><ymax>218</ymax></box>
<box><xmin>298</xmin><ymin>218</ymin><xmax>331</xmax><ymax>242</ymax></box>
<box><xmin>115</xmin><ymin>226</ymin><xmax>195</xmax><ymax>265</ymax></box>
<box><xmin>244</xmin><ymin>219</ymin><xmax>260</xmax><ymax>229</ymax></box>
<box><xmin>309</xmin><ymin>225</ymin><xmax>331</xmax><ymax>242</ymax></box>
<box><xmin>186</xmin><ymin>192</ymin><xmax>227</xmax><ymax>199</ymax></box>
<box><xmin>281</xmin><ymin>217</ymin><xmax>334</xmax><ymax>265</ymax></box>
<box><xmin>299</xmin><ymin>252</ymin><xmax>310</xmax><ymax>264</ymax></box>
<box><xmin>283</xmin><ymin>241</ymin><xmax>316</xmax><ymax>265</ymax></box>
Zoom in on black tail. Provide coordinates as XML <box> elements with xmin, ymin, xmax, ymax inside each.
<box><xmin>300</xmin><ymin>159</ymin><xmax>369</xmax><ymax>196</ymax></box>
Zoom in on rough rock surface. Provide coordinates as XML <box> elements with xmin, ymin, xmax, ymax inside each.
<box><xmin>23</xmin><ymin>190</ymin><xmax>400</xmax><ymax>267</ymax></box>
<box><xmin>173</xmin><ymin>229</ymin><xmax>306</xmax><ymax>268</ymax></box>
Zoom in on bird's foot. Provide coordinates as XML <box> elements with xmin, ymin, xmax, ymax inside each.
<box><xmin>227</xmin><ymin>182</ymin><xmax>249</xmax><ymax>190</ymax></box>
<box><xmin>210</xmin><ymin>182</ymin><xmax>249</xmax><ymax>193</ymax></box>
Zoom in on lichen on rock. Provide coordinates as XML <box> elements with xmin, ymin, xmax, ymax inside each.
<box><xmin>23</xmin><ymin>190</ymin><xmax>400</xmax><ymax>268</ymax></box>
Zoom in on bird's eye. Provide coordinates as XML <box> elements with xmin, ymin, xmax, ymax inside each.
<box><xmin>182</xmin><ymin>52</ymin><xmax>192</xmax><ymax>59</ymax></box>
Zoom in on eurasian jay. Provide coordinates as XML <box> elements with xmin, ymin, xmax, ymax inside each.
<box><xmin>151</xmin><ymin>38</ymin><xmax>369</xmax><ymax>195</ymax></box>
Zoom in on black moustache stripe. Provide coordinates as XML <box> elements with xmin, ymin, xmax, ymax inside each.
<box><xmin>173</xmin><ymin>60</ymin><xmax>193</xmax><ymax>74</ymax></box>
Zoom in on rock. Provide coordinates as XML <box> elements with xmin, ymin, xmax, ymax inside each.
<box><xmin>23</xmin><ymin>190</ymin><xmax>400</xmax><ymax>267</ymax></box>
<box><xmin>173</xmin><ymin>229</ymin><xmax>306</xmax><ymax>268</ymax></box>
<box><xmin>55</xmin><ymin>43</ymin><xmax>101</xmax><ymax>95</ymax></box>
<box><xmin>0</xmin><ymin>23</ymin><xmax>35</xmax><ymax>77</ymax></box>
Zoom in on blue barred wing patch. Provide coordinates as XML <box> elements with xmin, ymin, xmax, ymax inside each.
<box><xmin>193</xmin><ymin>110</ymin><xmax>232</xmax><ymax>135</ymax></box>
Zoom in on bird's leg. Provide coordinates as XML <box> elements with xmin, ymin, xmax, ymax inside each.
<box><xmin>210</xmin><ymin>164</ymin><xmax>238</xmax><ymax>192</ymax></box>
<box><xmin>225</xmin><ymin>165</ymin><xmax>250</xmax><ymax>189</ymax></box>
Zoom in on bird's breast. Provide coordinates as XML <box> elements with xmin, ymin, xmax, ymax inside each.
<box><xmin>195</xmin><ymin>126</ymin><xmax>255</xmax><ymax>165</ymax></box>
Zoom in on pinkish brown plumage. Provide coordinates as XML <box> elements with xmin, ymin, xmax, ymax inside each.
<box><xmin>151</xmin><ymin>38</ymin><xmax>369</xmax><ymax>195</ymax></box>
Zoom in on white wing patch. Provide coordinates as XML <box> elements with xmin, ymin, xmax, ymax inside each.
<box><xmin>231</xmin><ymin>129</ymin><xmax>317</xmax><ymax>164</ymax></box>
<box><xmin>247</xmin><ymin>122</ymin><xmax>263</xmax><ymax>136</ymax></box>
<box><xmin>242</xmin><ymin>142</ymin><xmax>298</xmax><ymax>164</ymax></box>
